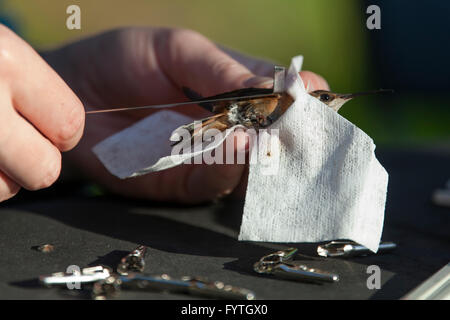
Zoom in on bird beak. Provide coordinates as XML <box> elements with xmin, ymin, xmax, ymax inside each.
<box><xmin>338</xmin><ymin>89</ymin><xmax>394</xmax><ymax>100</ymax></box>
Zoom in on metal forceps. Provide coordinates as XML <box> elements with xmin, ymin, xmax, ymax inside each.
<box><xmin>39</xmin><ymin>245</ymin><xmax>256</xmax><ymax>300</ymax></box>
<box><xmin>254</xmin><ymin>248</ymin><xmax>339</xmax><ymax>283</ymax></box>
<box><xmin>40</xmin><ymin>265</ymin><xmax>112</xmax><ymax>287</ymax></box>
<box><xmin>116</xmin><ymin>245</ymin><xmax>147</xmax><ymax>275</ymax></box>
<box><xmin>317</xmin><ymin>241</ymin><xmax>397</xmax><ymax>258</ymax></box>
<box><xmin>91</xmin><ymin>273</ymin><xmax>255</xmax><ymax>300</ymax></box>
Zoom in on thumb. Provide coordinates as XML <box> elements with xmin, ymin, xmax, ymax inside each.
<box><xmin>156</xmin><ymin>29</ymin><xmax>273</xmax><ymax>95</ymax></box>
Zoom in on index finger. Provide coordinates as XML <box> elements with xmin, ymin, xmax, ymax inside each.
<box><xmin>1</xmin><ymin>26</ymin><xmax>85</xmax><ymax>151</ymax></box>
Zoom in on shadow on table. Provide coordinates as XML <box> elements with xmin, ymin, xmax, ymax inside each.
<box><xmin>9</xmin><ymin>196</ymin><xmax>271</xmax><ymax>258</ymax></box>
<box><xmin>5</xmin><ymin>149</ymin><xmax>450</xmax><ymax>299</ymax></box>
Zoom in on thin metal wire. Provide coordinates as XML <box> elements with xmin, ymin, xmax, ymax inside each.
<box><xmin>85</xmin><ymin>93</ymin><xmax>278</xmax><ymax>114</ymax></box>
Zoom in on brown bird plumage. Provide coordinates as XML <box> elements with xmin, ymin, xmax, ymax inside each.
<box><xmin>171</xmin><ymin>87</ymin><xmax>293</xmax><ymax>146</ymax></box>
<box><xmin>172</xmin><ymin>87</ymin><xmax>392</xmax><ymax>146</ymax></box>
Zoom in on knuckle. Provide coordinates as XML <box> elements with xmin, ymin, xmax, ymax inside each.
<box><xmin>112</xmin><ymin>26</ymin><xmax>142</xmax><ymax>44</ymax></box>
<box><xmin>210</xmin><ymin>58</ymin><xmax>251</xmax><ymax>88</ymax></box>
<box><xmin>0</xmin><ymin>27</ymin><xmax>15</xmax><ymax>66</ymax></box>
<box><xmin>171</xmin><ymin>28</ymin><xmax>204</xmax><ymax>42</ymax></box>
<box><xmin>212</xmin><ymin>59</ymin><xmax>238</xmax><ymax>77</ymax></box>
<box><xmin>162</xmin><ymin>28</ymin><xmax>208</xmax><ymax>52</ymax></box>
<box><xmin>109</xmin><ymin>26</ymin><xmax>152</xmax><ymax>51</ymax></box>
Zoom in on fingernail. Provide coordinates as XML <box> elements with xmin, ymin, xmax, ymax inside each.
<box><xmin>299</xmin><ymin>71</ymin><xmax>330</xmax><ymax>91</ymax></box>
<box><xmin>216</xmin><ymin>188</ymin><xmax>233</xmax><ymax>199</ymax></box>
<box><xmin>243</xmin><ymin>76</ymin><xmax>273</xmax><ymax>88</ymax></box>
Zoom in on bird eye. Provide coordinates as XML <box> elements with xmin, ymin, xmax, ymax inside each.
<box><xmin>320</xmin><ymin>93</ymin><xmax>330</xmax><ymax>102</ymax></box>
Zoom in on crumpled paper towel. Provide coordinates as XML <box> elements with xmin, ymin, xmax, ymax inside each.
<box><xmin>93</xmin><ymin>111</ymin><xmax>241</xmax><ymax>178</ymax></box>
<box><xmin>93</xmin><ymin>55</ymin><xmax>388</xmax><ymax>252</ymax></box>
<box><xmin>238</xmin><ymin>56</ymin><xmax>388</xmax><ymax>252</ymax></box>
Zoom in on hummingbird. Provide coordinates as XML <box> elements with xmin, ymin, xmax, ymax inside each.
<box><xmin>309</xmin><ymin>89</ymin><xmax>393</xmax><ymax>112</ymax></box>
<box><xmin>171</xmin><ymin>87</ymin><xmax>392</xmax><ymax>146</ymax></box>
<box><xmin>169</xmin><ymin>87</ymin><xmax>293</xmax><ymax>146</ymax></box>
<box><xmin>85</xmin><ymin>76</ymin><xmax>392</xmax><ymax>146</ymax></box>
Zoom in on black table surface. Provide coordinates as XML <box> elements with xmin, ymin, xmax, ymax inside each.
<box><xmin>0</xmin><ymin>148</ymin><xmax>449</xmax><ymax>300</ymax></box>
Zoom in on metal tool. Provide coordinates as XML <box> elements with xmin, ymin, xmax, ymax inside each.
<box><xmin>39</xmin><ymin>244</ymin><xmax>256</xmax><ymax>300</ymax></box>
<box><xmin>117</xmin><ymin>245</ymin><xmax>147</xmax><ymax>275</ymax></box>
<box><xmin>272</xmin><ymin>66</ymin><xmax>285</xmax><ymax>93</ymax></box>
<box><xmin>40</xmin><ymin>265</ymin><xmax>112</xmax><ymax>286</ymax></box>
<box><xmin>40</xmin><ymin>245</ymin><xmax>148</xmax><ymax>286</ymax></box>
<box><xmin>92</xmin><ymin>273</ymin><xmax>256</xmax><ymax>300</ymax></box>
<box><xmin>402</xmin><ymin>263</ymin><xmax>450</xmax><ymax>300</ymax></box>
<box><xmin>317</xmin><ymin>241</ymin><xmax>397</xmax><ymax>258</ymax></box>
<box><xmin>85</xmin><ymin>92</ymin><xmax>280</xmax><ymax>114</ymax></box>
<box><xmin>41</xmin><ymin>267</ymin><xmax>256</xmax><ymax>300</ymax></box>
<box><xmin>254</xmin><ymin>248</ymin><xmax>339</xmax><ymax>283</ymax></box>
<box><xmin>254</xmin><ymin>247</ymin><xmax>298</xmax><ymax>272</ymax></box>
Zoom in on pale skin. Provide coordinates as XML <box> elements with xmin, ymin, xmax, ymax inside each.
<box><xmin>0</xmin><ymin>26</ymin><xmax>329</xmax><ymax>204</ymax></box>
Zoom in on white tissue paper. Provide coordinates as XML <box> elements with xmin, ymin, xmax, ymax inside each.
<box><xmin>93</xmin><ymin>111</ymin><xmax>241</xmax><ymax>178</ymax></box>
<box><xmin>93</xmin><ymin>55</ymin><xmax>388</xmax><ymax>252</ymax></box>
<box><xmin>239</xmin><ymin>56</ymin><xmax>388</xmax><ymax>252</ymax></box>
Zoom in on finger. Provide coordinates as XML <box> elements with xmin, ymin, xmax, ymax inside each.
<box><xmin>155</xmin><ymin>29</ymin><xmax>273</xmax><ymax>97</ymax></box>
<box><xmin>0</xmin><ymin>171</ymin><xmax>20</xmax><ymax>202</ymax></box>
<box><xmin>299</xmin><ymin>71</ymin><xmax>330</xmax><ymax>91</ymax></box>
<box><xmin>0</xmin><ymin>26</ymin><xmax>84</xmax><ymax>151</ymax></box>
<box><xmin>0</xmin><ymin>104</ymin><xmax>61</xmax><ymax>191</ymax></box>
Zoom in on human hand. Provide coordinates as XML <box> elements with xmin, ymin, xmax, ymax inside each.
<box><xmin>0</xmin><ymin>25</ymin><xmax>84</xmax><ymax>202</ymax></box>
<box><xmin>44</xmin><ymin>27</ymin><xmax>328</xmax><ymax>203</ymax></box>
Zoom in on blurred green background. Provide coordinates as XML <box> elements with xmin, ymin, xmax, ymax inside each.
<box><xmin>2</xmin><ymin>0</ymin><xmax>449</xmax><ymax>147</ymax></box>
